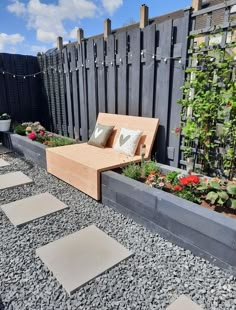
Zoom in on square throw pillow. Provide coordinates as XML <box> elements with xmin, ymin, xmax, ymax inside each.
<box><xmin>88</xmin><ymin>123</ymin><xmax>114</xmax><ymax>148</ymax></box>
<box><xmin>113</xmin><ymin>128</ymin><xmax>143</xmax><ymax>156</ymax></box>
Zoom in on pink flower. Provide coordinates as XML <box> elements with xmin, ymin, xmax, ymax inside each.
<box><xmin>28</xmin><ymin>132</ymin><xmax>36</xmax><ymax>140</ymax></box>
<box><xmin>39</xmin><ymin>131</ymin><xmax>44</xmax><ymax>136</ymax></box>
<box><xmin>48</xmin><ymin>133</ymin><xmax>54</xmax><ymax>137</ymax></box>
<box><xmin>175</xmin><ymin>127</ymin><xmax>181</xmax><ymax>134</ymax></box>
<box><xmin>159</xmin><ymin>182</ymin><xmax>165</xmax><ymax>187</ymax></box>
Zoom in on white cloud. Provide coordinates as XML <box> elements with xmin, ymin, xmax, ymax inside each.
<box><xmin>7</xmin><ymin>0</ymin><xmax>98</xmax><ymax>44</ymax></box>
<box><xmin>69</xmin><ymin>27</ymin><xmax>78</xmax><ymax>39</ymax></box>
<box><xmin>0</xmin><ymin>33</ymin><xmax>24</xmax><ymax>52</ymax></box>
<box><xmin>101</xmin><ymin>0</ymin><xmax>123</xmax><ymax>15</ymax></box>
<box><xmin>7</xmin><ymin>0</ymin><xmax>26</xmax><ymax>16</ymax></box>
<box><xmin>31</xmin><ymin>44</ymin><xmax>48</xmax><ymax>54</ymax></box>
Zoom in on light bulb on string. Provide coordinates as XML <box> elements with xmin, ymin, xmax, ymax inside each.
<box><xmin>13</xmin><ymin>75</ymin><xmax>16</xmax><ymax>78</ymax></box>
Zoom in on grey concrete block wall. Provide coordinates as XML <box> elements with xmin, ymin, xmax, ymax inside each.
<box><xmin>2</xmin><ymin>132</ymin><xmax>47</xmax><ymax>169</ymax></box>
<box><xmin>101</xmin><ymin>171</ymin><xmax>236</xmax><ymax>275</ymax></box>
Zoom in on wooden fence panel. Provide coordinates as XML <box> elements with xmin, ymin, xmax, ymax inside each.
<box><xmin>68</xmin><ymin>45</ymin><xmax>80</xmax><ymax>140</ymax></box>
<box><xmin>141</xmin><ymin>24</ymin><xmax>156</xmax><ymax>118</ymax></box>
<box><xmin>128</xmin><ymin>28</ymin><xmax>141</xmax><ymax>116</ymax></box>
<box><xmin>63</xmin><ymin>48</ymin><xmax>74</xmax><ymax>138</ymax></box>
<box><xmin>106</xmin><ymin>35</ymin><xmax>116</xmax><ymax>114</ymax></box>
<box><xmin>116</xmin><ymin>32</ymin><xmax>127</xmax><ymax>115</ymax></box>
<box><xmin>86</xmin><ymin>39</ymin><xmax>97</xmax><ymax>135</ymax></box>
<box><xmin>154</xmin><ymin>19</ymin><xmax>173</xmax><ymax>163</ymax></box>
<box><xmin>96</xmin><ymin>37</ymin><xmax>106</xmax><ymax>113</ymax></box>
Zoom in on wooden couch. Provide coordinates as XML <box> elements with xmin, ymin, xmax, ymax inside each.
<box><xmin>46</xmin><ymin>113</ymin><xmax>159</xmax><ymax>200</ymax></box>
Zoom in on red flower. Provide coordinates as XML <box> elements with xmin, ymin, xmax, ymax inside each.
<box><xmin>180</xmin><ymin>175</ymin><xmax>200</xmax><ymax>186</ymax></box>
<box><xmin>175</xmin><ymin>127</ymin><xmax>181</xmax><ymax>133</ymax></box>
<box><xmin>173</xmin><ymin>185</ymin><xmax>182</xmax><ymax>191</ymax></box>
<box><xmin>39</xmin><ymin>131</ymin><xmax>44</xmax><ymax>136</ymax></box>
<box><xmin>28</xmin><ymin>132</ymin><xmax>37</xmax><ymax>140</ymax></box>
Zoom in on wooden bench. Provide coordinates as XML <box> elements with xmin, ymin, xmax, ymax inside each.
<box><xmin>46</xmin><ymin>113</ymin><xmax>159</xmax><ymax>200</ymax></box>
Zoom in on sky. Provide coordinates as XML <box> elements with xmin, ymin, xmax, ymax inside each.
<box><xmin>0</xmin><ymin>0</ymin><xmax>191</xmax><ymax>56</ymax></box>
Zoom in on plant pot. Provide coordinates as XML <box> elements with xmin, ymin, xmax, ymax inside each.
<box><xmin>0</xmin><ymin>119</ymin><xmax>11</xmax><ymax>132</ymax></box>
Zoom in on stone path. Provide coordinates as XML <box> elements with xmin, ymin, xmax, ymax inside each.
<box><xmin>0</xmin><ymin>171</ymin><xmax>33</xmax><ymax>190</ymax></box>
<box><xmin>1</xmin><ymin>153</ymin><xmax>220</xmax><ymax>309</ymax></box>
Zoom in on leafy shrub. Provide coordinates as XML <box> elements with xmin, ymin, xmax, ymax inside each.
<box><xmin>142</xmin><ymin>160</ymin><xmax>159</xmax><ymax>176</ymax></box>
<box><xmin>46</xmin><ymin>136</ymin><xmax>75</xmax><ymax>147</ymax></box>
<box><xmin>122</xmin><ymin>164</ymin><xmax>142</xmax><ymax>180</ymax></box>
<box><xmin>14</xmin><ymin>124</ymin><xmax>27</xmax><ymax>136</ymax></box>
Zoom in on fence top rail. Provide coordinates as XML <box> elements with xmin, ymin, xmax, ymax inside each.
<box><xmin>192</xmin><ymin>0</ymin><xmax>236</xmax><ymax>17</ymax></box>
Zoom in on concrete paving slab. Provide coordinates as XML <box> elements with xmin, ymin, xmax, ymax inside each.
<box><xmin>167</xmin><ymin>295</ymin><xmax>202</xmax><ymax>310</ymax></box>
<box><xmin>1</xmin><ymin>192</ymin><xmax>68</xmax><ymax>227</ymax></box>
<box><xmin>0</xmin><ymin>159</ymin><xmax>9</xmax><ymax>167</ymax></box>
<box><xmin>0</xmin><ymin>171</ymin><xmax>32</xmax><ymax>190</ymax></box>
<box><xmin>36</xmin><ymin>225</ymin><xmax>133</xmax><ymax>294</ymax></box>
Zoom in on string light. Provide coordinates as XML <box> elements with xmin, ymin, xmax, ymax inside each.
<box><xmin>2</xmin><ymin>48</ymin><xmax>232</xmax><ymax>78</ymax></box>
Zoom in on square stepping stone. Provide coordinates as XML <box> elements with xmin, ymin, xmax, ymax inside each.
<box><xmin>167</xmin><ymin>295</ymin><xmax>202</xmax><ymax>310</ymax></box>
<box><xmin>0</xmin><ymin>171</ymin><xmax>32</xmax><ymax>190</ymax></box>
<box><xmin>1</xmin><ymin>192</ymin><xmax>68</xmax><ymax>227</ymax></box>
<box><xmin>0</xmin><ymin>159</ymin><xmax>9</xmax><ymax>167</ymax></box>
<box><xmin>36</xmin><ymin>225</ymin><xmax>133</xmax><ymax>294</ymax></box>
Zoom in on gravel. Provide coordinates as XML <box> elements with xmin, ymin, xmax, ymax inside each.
<box><xmin>0</xmin><ymin>152</ymin><xmax>236</xmax><ymax>310</ymax></box>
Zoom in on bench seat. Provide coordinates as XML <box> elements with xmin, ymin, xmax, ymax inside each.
<box><xmin>46</xmin><ymin>113</ymin><xmax>159</xmax><ymax>200</ymax></box>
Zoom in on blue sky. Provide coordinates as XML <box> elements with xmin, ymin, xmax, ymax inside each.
<box><xmin>0</xmin><ymin>0</ymin><xmax>191</xmax><ymax>55</ymax></box>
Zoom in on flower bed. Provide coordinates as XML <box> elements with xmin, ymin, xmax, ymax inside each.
<box><xmin>101</xmin><ymin>163</ymin><xmax>236</xmax><ymax>275</ymax></box>
<box><xmin>1</xmin><ymin>122</ymin><xmax>75</xmax><ymax>168</ymax></box>
<box><xmin>122</xmin><ymin>161</ymin><xmax>236</xmax><ymax>219</ymax></box>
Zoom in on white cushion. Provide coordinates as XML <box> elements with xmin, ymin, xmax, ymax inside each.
<box><xmin>113</xmin><ymin>128</ymin><xmax>143</xmax><ymax>156</ymax></box>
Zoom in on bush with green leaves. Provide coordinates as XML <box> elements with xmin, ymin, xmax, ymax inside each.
<box><xmin>142</xmin><ymin>160</ymin><xmax>159</xmax><ymax>176</ymax></box>
<box><xmin>122</xmin><ymin>164</ymin><xmax>142</xmax><ymax>180</ymax></box>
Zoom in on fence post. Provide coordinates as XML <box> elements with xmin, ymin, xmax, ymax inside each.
<box><xmin>192</xmin><ymin>0</ymin><xmax>202</xmax><ymax>11</ymax></box>
<box><xmin>77</xmin><ymin>28</ymin><xmax>84</xmax><ymax>44</ymax></box>
<box><xmin>104</xmin><ymin>19</ymin><xmax>111</xmax><ymax>39</ymax></box>
<box><xmin>57</xmin><ymin>36</ymin><xmax>63</xmax><ymax>50</ymax></box>
<box><xmin>140</xmin><ymin>4</ymin><xmax>149</xmax><ymax>29</ymax></box>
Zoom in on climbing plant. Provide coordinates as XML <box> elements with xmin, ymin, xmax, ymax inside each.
<box><xmin>178</xmin><ymin>42</ymin><xmax>236</xmax><ymax>180</ymax></box>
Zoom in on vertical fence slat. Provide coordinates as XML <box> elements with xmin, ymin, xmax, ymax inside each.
<box><xmin>77</xmin><ymin>41</ymin><xmax>89</xmax><ymax>141</ymax></box>
<box><xmin>47</xmin><ymin>55</ymin><xmax>57</xmax><ymax>131</ymax></box>
<box><xmin>154</xmin><ymin>19</ymin><xmax>173</xmax><ymax>163</ymax></box>
<box><xmin>96</xmin><ymin>37</ymin><xmax>106</xmax><ymax>113</ymax></box>
<box><xmin>63</xmin><ymin>48</ymin><xmax>74</xmax><ymax>138</ymax></box>
<box><xmin>128</xmin><ymin>28</ymin><xmax>141</xmax><ymax>116</ymax></box>
<box><xmin>168</xmin><ymin>10</ymin><xmax>190</xmax><ymax>167</ymax></box>
<box><xmin>57</xmin><ymin>51</ymin><xmax>67</xmax><ymax>136</ymax></box>
<box><xmin>52</xmin><ymin>52</ymin><xmax>62</xmax><ymax>135</ymax></box>
<box><xmin>106</xmin><ymin>35</ymin><xmax>116</xmax><ymax>114</ymax></box>
<box><xmin>141</xmin><ymin>24</ymin><xmax>156</xmax><ymax>118</ymax></box>
<box><xmin>69</xmin><ymin>45</ymin><xmax>80</xmax><ymax>140</ymax></box>
<box><xmin>116</xmin><ymin>32</ymin><xmax>127</xmax><ymax>115</ymax></box>
<box><xmin>0</xmin><ymin>54</ymin><xmax>8</xmax><ymax>114</ymax></box>
<box><xmin>86</xmin><ymin>39</ymin><xmax>97</xmax><ymax>135</ymax></box>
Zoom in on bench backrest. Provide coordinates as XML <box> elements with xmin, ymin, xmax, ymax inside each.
<box><xmin>96</xmin><ymin>113</ymin><xmax>159</xmax><ymax>159</ymax></box>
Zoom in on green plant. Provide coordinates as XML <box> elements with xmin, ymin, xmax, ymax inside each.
<box><xmin>178</xmin><ymin>44</ymin><xmax>236</xmax><ymax>179</ymax></box>
<box><xmin>142</xmin><ymin>160</ymin><xmax>159</xmax><ymax>177</ymax></box>
<box><xmin>0</xmin><ymin>113</ymin><xmax>10</xmax><ymax>120</ymax></box>
<box><xmin>122</xmin><ymin>164</ymin><xmax>142</xmax><ymax>180</ymax></box>
<box><xmin>165</xmin><ymin>171</ymin><xmax>179</xmax><ymax>184</ymax></box>
<box><xmin>14</xmin><ymin>123</ymin><xmax>27</xmax><ymax>136</ymax></box>
<box><xmin>48</xmin><ymin>136</ymin><xmax>75</xmax><ymax>147</ymax></box>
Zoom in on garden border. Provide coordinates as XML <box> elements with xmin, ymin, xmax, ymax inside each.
<box><xmin>1</xmin><ymin>132</ymin><xmax>47</xmax><ymax>169</ymax></box>
<box><xmin>101</xmin><ymin>168</ymin><xmax>236</xmax><ymax>275</ymax></box>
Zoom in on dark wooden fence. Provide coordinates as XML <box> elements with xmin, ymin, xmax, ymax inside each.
<box><xmin>0</xmin><ymin>53</ymin><xmax>45</xmax><ymax>123</ymax></box>
<box><xmin>38</xmin><ymin>9</ymin><xmax>191</xmax><ymax>166</ymax></box>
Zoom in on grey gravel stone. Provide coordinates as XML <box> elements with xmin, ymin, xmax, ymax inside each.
<box><xmin>0</xmin><ymin>153</ymin><xmax>236</xmax><ymax>310</ymax></box>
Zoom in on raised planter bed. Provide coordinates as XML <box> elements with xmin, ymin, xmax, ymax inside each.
<box><xmin>1</xmin><ymin>132</ymin><xmax>47</xmax><ymax>169</ymax></box>
<box><xmin>101</xmin><ymin>166</ymin><xmax>236</xmax><ymax>275</ymax></box>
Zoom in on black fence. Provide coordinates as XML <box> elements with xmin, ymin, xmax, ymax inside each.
<box><xmin>0</xmin><ymin>53</ymin><xmax>45</xmax><ymax>124</ymax></box>
<box><xmin>38</xmin><ymin>9</ymin><xmax>191</xmax><ymax>166</ymax></box>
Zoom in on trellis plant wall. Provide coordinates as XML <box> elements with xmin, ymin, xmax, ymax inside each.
<box><xmin>38</xmin><ymin>8</ymin><xmax>191</xmax><ymax>167</ymax></box>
